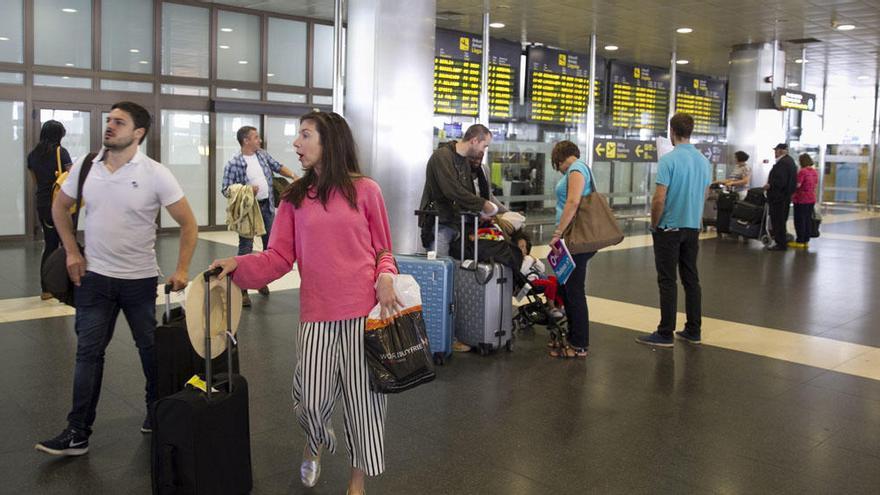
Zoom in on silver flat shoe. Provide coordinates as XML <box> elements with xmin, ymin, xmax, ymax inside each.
<box><xmin>300</xmin><ymin>457</ymin><xmax>320</xmax><ymax>487</ymax></box>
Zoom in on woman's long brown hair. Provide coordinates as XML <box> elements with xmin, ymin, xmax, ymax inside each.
<box><xmin>282</xmin><ymin>111</ymin><xmax>361</xmax><ymax>209</ymax></box>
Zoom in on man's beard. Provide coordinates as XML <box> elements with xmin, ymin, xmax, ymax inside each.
<box><xmin>103</xmin><ymin>135</ymin><xmax>136</xmax><ymax>150</ymax></box>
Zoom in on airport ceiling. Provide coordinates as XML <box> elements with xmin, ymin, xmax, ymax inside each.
<box><xmin>207</xmin><ymin>0</ymin><xmax>880</xmax><ymax>93</ymax></box>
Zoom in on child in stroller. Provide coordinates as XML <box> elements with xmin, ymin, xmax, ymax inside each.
<box><xmin>510</xmin><ymin>231</ymin><xmax>568</xmax><ymax>347</ymax></box>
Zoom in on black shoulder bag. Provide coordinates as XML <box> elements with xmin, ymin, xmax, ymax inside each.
<box><xmin>41</xmin><ymin>152</ymin><xmax>97</xmax><ymax>306</ymax></box>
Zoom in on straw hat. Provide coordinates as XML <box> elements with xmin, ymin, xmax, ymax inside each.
<box><xmin>185</xmin><ymin>275</ymin><xmax>243</xmax><ymax>359</ymax></box>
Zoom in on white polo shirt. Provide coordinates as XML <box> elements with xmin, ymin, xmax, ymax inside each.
<box><xmin>61</xmin><ymin>149</ymin><xmax>185</xmax><ymax>280</ymax></box>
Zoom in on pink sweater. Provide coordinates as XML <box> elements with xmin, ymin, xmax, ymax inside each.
<box><xmin>232</xmin><ymin>178</ymin><xmax>397</xmax><ymax>322</ymax></box>
<box><xmin>792</xmin><ymin>167</ymin><xmax>818</xmax><ymax>204</ymax></box>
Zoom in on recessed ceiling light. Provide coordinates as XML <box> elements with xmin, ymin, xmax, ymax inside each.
<box><xmin>836</xmin><ymin>24</ymin><xmax>855</xmax><ymax>31</ymax></box>
<box><xmin>65</xmin><ymin>63</ymin><xmax>74</xmax><ymax>67</ymax></box>
<box><xmin>129</xmin><ymin>48</ymin><xmax>140</xmax><ymax>53</ymax></box>
<box><xmin>238</xmin><ymin>60</ymin><xmax>248</xmax><ymax>64</ymax></box>
<box><xmin>231</xmin><ymin>88</ymin><xmax>238</xmax><ymax>91</ymax></box>
<box><xmin>219</xmin><ymin>45</ymin><xmax>230</xmax><ymax>49</ymax></box>
<box><xmin>61</xmin><ymin>8</ymin><xmax>77</xmax><ymax>13</ymax></box>
<box><xmin>489</xmin><ymin>22</ymin><xmax>505</xmax><ymax>29</ymax></box>
<box><xmin>676</xmin><ymin>59</ymin><xmax>689</xmax><ymax>65</ymax></box>
<box><xmin>795</xmin><ymin>58</ymin><xmax>807</xmax><ymax>64</ymax></box>
<box><xmin>0</xmin><ymin>37</ymin><xmax>9</xmax><ymax>41</ymax></box>
<box><xmin>139</xmin><ymin>60</ymin><xmax>149</xmax><ymax>64</ymax></box>
<box><xmin>676</xmin><ymin>27</ymin><xmax>693</xmax><ymax>34</ymax></box>
<box><xmin>267</xmin><ymin>73</ymin><xmax>275</xmax><ymax>77</ymax></box>
<box><xmin>858</xmin><ymin>75</ymin><xmax>870</xmax><ymax>80</ymax></box>
<box><xmin>787</xmin><ymin>82</ymin><xmax>799</xmax><ymax>87</ymax></box>
<box><xmin>62</xmin><ymin>76</ymin><xmax>70</xmax><ymax>79</ymax></box>
<box><xmin>221</xmin><ymin>28</ymin><xmax>233</xmax><ymax>32</ymax></box>
<box><xmin>604</xmin><ymin>45</ymin><xmax>619</xmax><ymax>51</ymax></box>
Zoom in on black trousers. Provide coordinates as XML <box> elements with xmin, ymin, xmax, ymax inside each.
<box><xmin>37</xmin><ymin>206</ymin><xmax>60</xmax><ymax>292</ymax></box>
<box><xmin>768</xmin><ymin>198</ymin><xmax>791</xmax><ymax>248</ymax></box>
<box><xmin>652</xmin><ymin>229</ymin><xmax>702</xmax><ymax>337</ymax></box>
<box><xmin>793</xmin><ymin>203</ymin><xmax>814</xmax><ymax>243</ymax></box>
<box><xmin>560</xmin><ymin>251</ymin><xmax>595</xmax><ymax>349</ymax></box>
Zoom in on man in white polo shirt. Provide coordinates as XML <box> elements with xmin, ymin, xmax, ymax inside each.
<box><xmin>36</xmin><ymin>101</ymin><xmax>197</xmax><ymax>456</ymax></box>
<box><xmin>221</xmin><ymin>126</ymin><xmax>297</xmax><ymax>306</ymax></box>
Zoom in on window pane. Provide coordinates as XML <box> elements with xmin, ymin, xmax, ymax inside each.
<box><xmin>266</xmin><ymin>116</ymin><xmax>300</xmax><ymax>174</ymax></box>
<box><xmin>312</xmin><ymin>24</ymin><xmax>333</xmax><ymax>88</ymax></box>
<box><xmin>0</xmin><ymin>72</ymin><xmax>24</xmax><ymax>85</ymax></box>
<box><xmin>162</xmin><ymin>111</ymin><xmax>210</xmax><ymax>226</ymax></box>
<box><xmin>35</xmin><ymin>0</ymin><xmax>91</xmax><ymax>68</ymax></box>
<box><xmin>33</xmin><ymin>74</ymin><xmax>92</xmax><ymax>89</ymax></box>
<box><xmin>216</xmin><ymin>87</ymin><xmax>260</xmax><ymax>100</ymax></box>
<box><xmin>0</xmin><ymin>0</ymin><xmax>23</xmax><ymax>63</ymax></box>
<box><xmin>161</xmin><ymin>84</ymin><xmax>209</xmax><ymax>97</ymax></box>
<box><xmin>100</xmin><ymin>79</ymin><xmax>153</xmax><ymax>93</ymax></box>
<box><xmin>41</xmin><ymin>109</ymin><xmax>90</xmax><ymax>164</ymax></box>
<box><xmin>215</xmin><ymin>113</ymin><xmax>259</xmax><ymax>225</ymax></box>
<box><xmin>312</xmin><ymin>95</ymin><xmax>332</xmax><ymax>105</ymax></box>
<box><xmin>267</xmin><ymin>91</ymin><xmax>306</xmax><ymax>103</ymax></box>
<box><xmin>268</xmin><ymin>18</ymin><xmax>306</xmax><ymax>87</ymax></box>
<box><xmin>102</xmin><ymin>0</ymin><xmax>153</xmax><ymax>73</ymax></box>
<box><xmin>162</xmin><ymin>3</ymin><xmax>209</xmax><ymax>78</ymax></box>
<box><xmin>217</xmin><ymin>11</ymin><xmax>259</xmax><ymax>82</ymax></box>
<box><xmin>0</xmin><ymin>101</ymin><xmax>24</xmax><ymax>235</ymax></box>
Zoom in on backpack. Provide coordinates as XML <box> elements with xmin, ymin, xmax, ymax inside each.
<box><xmin>51</xmin><ymin>146</ymin><xmax>78</xmax><ymax>213</ymax></box>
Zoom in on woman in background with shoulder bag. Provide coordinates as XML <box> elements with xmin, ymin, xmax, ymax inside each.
<box><xmin>549</xmin><ymin>140</ymin><xmax>596</xmax><ymax>359</ymax></box>
<box><xmin>26</xmin><ymin>120</ymin><xmax>72</xmax><ymax>300</ymax></box>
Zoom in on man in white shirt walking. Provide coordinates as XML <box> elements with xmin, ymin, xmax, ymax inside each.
<box><xmin>221</xmin><ymin>126</ymin><xmax>297</xmax><ymax>306</ymax></box>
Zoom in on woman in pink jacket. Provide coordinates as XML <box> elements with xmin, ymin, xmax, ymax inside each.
<box><xmin>211</xmin><ymin>111</ymin><xmax>399</xmax><ymax>495</ymax></box>
<box><xmin>789</xmin><ymin>153</ymin><xmax>819</xmax><ymax>249</ymax></box>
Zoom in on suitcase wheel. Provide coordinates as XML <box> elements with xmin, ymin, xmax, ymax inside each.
<box><xmin>433</xmin><ymin>352</ymin><xmax>446</xmax><ymax>366</ymax></box>
<box><xmin>505</xmin><ymin>340</ymin><xmax>513</xmax><ymax>353</ymax></box>
<box><xmin>760</xmin><ymin>234</ymin><xmax>771</xmax><ymax>246</ymax></box>
<box><xmin>479</xmin><ymin>344</ymin><xmax>490</xmax><ymax>356</ymax></box>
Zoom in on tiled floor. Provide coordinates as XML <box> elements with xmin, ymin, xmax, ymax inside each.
<box><xmin>3</xmin><ymin>209</ymin><xmax>880</xmax><ymax>494</ymax></box>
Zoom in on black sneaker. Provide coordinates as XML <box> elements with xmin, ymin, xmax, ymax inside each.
<box><xmin>35</xmin><ymin>428</ymin><xmax>89</xmax><ymax>456</ymax></box>
<box><xmin>675</xmin><ymin>330</ymin><xmax>702</xmax><ymax>345</ymax></box>
<box><xmin>141</xmin><ymin>415</ymin><xmax>152</xmax><ymax>434</ymax></box>
<box><xmin>635</xmin><ymin>332</ymin><xmax>674</xmax><ymax>348</ymax></box>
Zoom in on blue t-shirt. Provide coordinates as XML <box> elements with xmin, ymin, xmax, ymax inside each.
<box><xmin>655</xmin><ymin>144</ymin><xmax>711</xmax><ymax>229</ymax></box>
<box><xmin>555</xmin><ymin>159</ymin><xmax>592</xmax><ymax>223</ymax></box>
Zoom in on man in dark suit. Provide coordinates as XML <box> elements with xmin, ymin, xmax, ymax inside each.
<box><xmin>765</xmin><ymin>143</ymin><xmax>798</xmax><ymax>251</ymax></box>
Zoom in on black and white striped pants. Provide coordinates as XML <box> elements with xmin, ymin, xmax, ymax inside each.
<box><xmin>293</xmin><ymin>317</ymin><xmax>387</xmax><ymax>476</ymax></box>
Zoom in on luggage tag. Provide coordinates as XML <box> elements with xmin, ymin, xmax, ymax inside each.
<box><xmin>185</xmin><ymin>374</ymin><xmax>219</xmax><ymax>393</ymax></box>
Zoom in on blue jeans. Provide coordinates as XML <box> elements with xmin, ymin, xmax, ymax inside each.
<box><xmin>238</xmin><ymin>199</ymin><xmax>274</xmax><ymax>255</ymax></box>
<box><xmin>431</xmin><ymin>224</ymin><xmax>459</xmax><ymax>257</ymax></box>
<box><xmin>560</xmin><ymin>251</ymin><xmax>596</xmax><ymax>348</ymax></box>
<box><xmin>67</xmin><ymin>272</ymin><xmax>158</xmax><ymax>435</ymax></box>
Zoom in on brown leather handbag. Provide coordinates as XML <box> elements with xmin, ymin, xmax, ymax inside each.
<box><xmin>563</xmin><ymin>172</ymin><xmax>624</xmax><ymax>254</ymax></box>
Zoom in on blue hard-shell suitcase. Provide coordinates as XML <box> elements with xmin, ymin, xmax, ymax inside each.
<box><xmin>397</xmin><ymin>254</ymin><xmax>454</xmax><ymax>365</ymax></box>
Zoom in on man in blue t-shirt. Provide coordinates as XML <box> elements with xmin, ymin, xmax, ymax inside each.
<box><xmin>636</xmin><ymin>113</ymin><xmax>711</xmax><ymax>348</ymax></box>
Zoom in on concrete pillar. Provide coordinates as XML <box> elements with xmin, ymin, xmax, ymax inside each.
<box><xmin>345</xmin><ymin>0</ymin><xmax>436</xmax><ymax>254</ymax></box>
<box><xmin>727</xmin><ymin>43</ymin><xmax>786</xmax><ymax>187</ymax></box>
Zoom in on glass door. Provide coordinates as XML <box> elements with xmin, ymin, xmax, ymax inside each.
<box><xmin>35</xmin><ymin>107</ymin><xmax>93</xmax><ymax>166</ymax></box>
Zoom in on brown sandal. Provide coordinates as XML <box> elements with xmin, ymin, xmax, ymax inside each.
<box><xmin>549</xmin><ymin>345</ymin><xmax>588</xmax><ymax>359</ymax></box>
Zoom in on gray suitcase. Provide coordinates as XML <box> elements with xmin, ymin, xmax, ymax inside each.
<box><xmin>453</xmin><ymin>213</ymin><xmax>513</xmax><ymax>355</ymax></box>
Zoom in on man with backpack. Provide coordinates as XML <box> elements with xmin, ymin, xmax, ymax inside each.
<box><xmin>36</xmin><ymin>102</ymin><xmax>197</xmax><ymax>456</ymax></box>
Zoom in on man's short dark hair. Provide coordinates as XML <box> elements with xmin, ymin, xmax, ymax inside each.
<box><xmin>734</xmin><ymin>150</ymin><xmax>749</xmax><ymax>162</ymax></box>
<box><xmin>462</xmin><ymin>124</ymin><xmax>491</xmax><ymax>142</ymax></box>
<box><xmin>551</xmin><ymin>140</ymin><xmax>580</xmax><ymax>170</ymax></box>
<box><xmin>237</xmin><ymin>126</ymin><xmax>258</xmax><ymax>146</ymax></box>
<box><xmin>111</xmin><ymin>101</ymin><xmax>151</xmax><ymax>144</ymax></box>
<box><xmin>669</xmin><ymin>113</ymin><xmax>694</xmax><ymax>139</ymax></box>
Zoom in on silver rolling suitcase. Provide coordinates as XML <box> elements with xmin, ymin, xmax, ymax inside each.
<box><xmin>453</xmin><ymin>212</ymin><xmax>513</xmax><ymax>356</ymax></box>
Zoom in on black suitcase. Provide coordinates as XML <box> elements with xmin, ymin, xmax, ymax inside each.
<box><xmin>151</xmin><ymin>269</ymin><xmax>252</xmax><ymax>495</ymax></box>
<box><xmin>730</xmin><ymin>218</ymin><xmax>761</xmax><ymax>239</ymax></box>
<box><xmin>717</xmin><ymin>191</ymin><xmax>738</xmax><ymax>211</ymax></box>
<box><xmin>743</xmin><ymin>187</ymin><xmax>766</xmax><ymax>207</ymax></box>
<box><xmin>732</xmin><ymin>201</ymin><xmax>764</xmax><ymax>224</ymax></box>
<box><xmin>716</xmin><ymin>208</ymin><xmax>733</xmax><ymax>234</ymax></box>
<box><xmin>156</xmin><ymin>284</ymin><xmax>239</xmax><ymax>400</ymax></box>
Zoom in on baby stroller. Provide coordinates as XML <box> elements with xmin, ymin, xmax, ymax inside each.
<box><xmin>513</xmin><ymin>279</ymin><xmax>569</xmax><ymax>348</ymax></box>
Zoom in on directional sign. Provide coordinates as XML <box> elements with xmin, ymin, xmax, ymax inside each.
<box><xmin>773</xmin><ymin>88</ymin><xmax>816</xmax><ymax>112</ymax></box>
<box><xmin>593</xmin><ymin>138</ymin><xmax>658</xmax><ymax>162</ymax></box>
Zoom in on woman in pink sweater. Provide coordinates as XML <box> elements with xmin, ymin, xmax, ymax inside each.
<box><xmin>210</xmin><ymin>111</ymin><xmax>399</xmax><ymax>495</ymax></box>
<box><xmin>790</xmin><ymin>153</ymin><xmax>819</xmax><ymax>248</ymax></box>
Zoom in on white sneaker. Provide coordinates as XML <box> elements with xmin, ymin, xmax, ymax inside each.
<box><xmin>550</xmin><ymin>308</ymin><xmax>564</xmax><ymax>319</ymax></box>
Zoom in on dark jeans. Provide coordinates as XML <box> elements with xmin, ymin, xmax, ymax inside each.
<box><xmin>768</xmin><ymin>198</ymin><xmax>791</xmax><ymax>248</ymax></box>
<box><xmin>67</xmin><ymin>272</ymin><xmax>158</xmax><ymax>435</ymax></box>
<box><xmin>238</xmin><ymin>199</ymin><xmax>274</xmax><ymax>256</ymax></box>
<box><xmin>652</xmin><ymin>229</ymin><xmax>702</xmax><ymax>337</ymax></box>
<box><xmin>38</xmin><ymin>206</ymin><xmax>60</xmax><ymax>292</ymax></box>
<box><xmin>560</xmin><ymin>251</ymin><xmax>596</xmax><ymax>349</ymax></box>
<box><xmin>793</xmin><ymin>203</ymin><xmax>814</xmax><ymax>243</ymax></box>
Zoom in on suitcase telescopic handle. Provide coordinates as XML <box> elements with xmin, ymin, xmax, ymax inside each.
<box><xmin>163</xmin><ymin>283</ymin><xmax>174</xmax><ymax>321</ymax></box>
<box><xmin>415</xmin><ymin>210</ymin><xmax>441</xmax><ymax>256</ymax></box>
<box><xmin>459</xmin><ymin>211</ymin><xmax>494</xmax><ymax>286</ymax></box>
<box><xmin>202</xmin><ymin>267</ymin><xmax>234</xmax><ymax>399</ymax></box>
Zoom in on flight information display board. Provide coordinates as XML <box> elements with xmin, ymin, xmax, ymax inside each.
<box><xmin>609</xmin><ymin>61</ymin><xmax>670</xmax><ymax>133</ymax></box>
<box><xmin>525</xmin><ymin>46</ymin><xmax>603</xmax><ymax>125</ymax></box>
<box><xmin>433</xmin><ymin>29</ymin><xmax>521</xmax><ymax>120</ymax></box>
<box><xmin>675</xmin><ymin>73</ymin><xmax>726</xmax><ymax>134</ymax></box>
